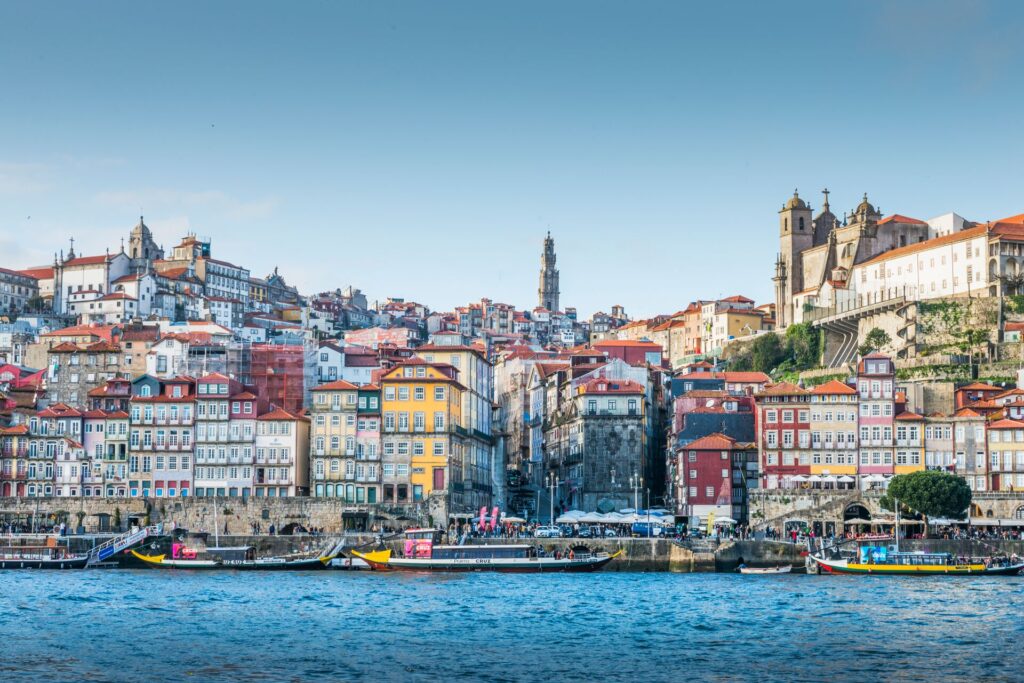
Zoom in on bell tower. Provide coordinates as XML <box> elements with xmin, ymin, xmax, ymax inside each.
<box><xmin>128</xmin><ymin>215</ymin><xmax>164</xmax><ymax>272</ymax></box>
<box><xmin>776</xmin><ymin>189</ymin><xmax>813</xmax><ymax>329</ymax></box>
<box><xmin>538</xmin><ymin>232</ymin><xmax>560</xmax><ymax>312</ymax></box>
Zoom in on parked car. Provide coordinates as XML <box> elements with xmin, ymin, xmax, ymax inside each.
<box><xmin>534</xmin><ymin>525</ymin><xmax>562</xmax><ymax>538</ymax></box>
<box><xmin>577</xmin><ymin>526</ymin><xmax>594</xmax><ymax>539</ymax></box>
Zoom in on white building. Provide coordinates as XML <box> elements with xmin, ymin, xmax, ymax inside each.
<box><xmin>255</xmin><ymin>408</ymin><xmax>310</xmax><ymax>497</ymax></box>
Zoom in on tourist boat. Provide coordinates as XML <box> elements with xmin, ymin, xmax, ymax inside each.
<box><xmin>350</xmin><ymin>528</ymin><xmax>621</xmax><ymax>573</ymax></box>
<box><xmin>131</xmin><ymin>542</ymin><xmax>337</xmax><ymax>570</ymax></box>
<box><xmin>0</xmin><ymin>538</ymin><xmax>89</xmax><ymax>570</ymax></box>
<box><xmin>811</xmin><ymin>497</ymin><xmax>1024</xmax><ymax>576</ymax></box>
<box><xmin>739</xmin><ymin>565</ymin><xmax>792</xmax><ymax>575</ymax></box>
<box><xmin>813</xmin><ymin>550</ymin><xmax>1024</xmax><ymax>576</ymax></box>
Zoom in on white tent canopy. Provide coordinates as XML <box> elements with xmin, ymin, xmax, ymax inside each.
<box><xmin>790</xmin><ymin>475</ymin><xmax>808</xmax><ymax>482</ymax></box>
<box><xmin>837</xmin><ymin>476</ymin><xmax>856</xmax><ymax>483</ymax></box>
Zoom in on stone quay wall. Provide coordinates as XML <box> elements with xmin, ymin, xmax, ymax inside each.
<box><xmin>0</xmin><ymin>496</ymin><xmax>398</xmax><ymax>535</ymax></box>
<box><xmin>749</xmin><ymin>490</ymin><xmax>1024</xmax><ymax>531</ymax></box>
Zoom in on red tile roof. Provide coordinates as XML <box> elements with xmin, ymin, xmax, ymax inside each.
<box><xmin>958</xmin><ymin>382</ymin><xmax>1001</xmax><ymax>392</ymax></box>
<box><xmin>810</xmin><ymin>379</ymin><xmax>857</xmax><ymax>395</ymax></box>
<box><xmin>860</xmin><ymin>225</ymin><xmax>988</xmax><ymax>266</ymax></box>
<box><xmin>64</xmin><ymin>254</ymin><xmax>111</xmax><ymax>267</ymax></box>
<box><xmin>878</xmin><ymin>214</ymin><xmax>926</xmax><ymax>226</ymax></box>
<box><xmin>756</xmin><ymin>381</ymin><xmax>808</xmax><ymax>397</ymax></box>
<box><xmin>257</xmin><ymin>407</ymin><xmax>307</xmax><ymax>421</ymax></box>
<box><xmin>987</xmin><ymin>418</ymin><xmax>1024</xmax><ymax>430</ymax></box>
<box><xmin>593</xmin><ymin>339</ymin><xmax>661</xmax><ymax>348</ymax></box>
<box><xmin>721</xmin><ymin>295</ymin><xmax>754</xmax><ymax>303</ymax></box>
<box><xmin>313</xmin><ymin>380</ymin><xmax>359</xmax><ymax>391</ymax></box>
<box><xmin>723</xmin><ymin>371</ymin><xmax>771</xmax><ymax>384</ymax></box>
<box><xmin>685</xmin><ymin>433</ymin><xmax>738</xmax><ymax>450</ymax></box>
<box><xmin>895</xmin><ymin>411</ymin><xmax>924</xmax><ymax>421</ymax></box>
<box><xmin>42</xmin><ymin>324</ymin><xmax>118</xmax><ymax>341</ymax></box>
<box><xmin>578</xmin><ymin>378</ymin><xmax>644</xmax><ymax>395</ymax></box>
<box><xmin>17</xmin><ymin>267</ymin><xmax>53</xmax><ymax>280</ymax></box>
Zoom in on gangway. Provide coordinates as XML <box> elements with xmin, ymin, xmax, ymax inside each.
<box><xmin>87</xmin><ymin>525</ymin><xmax>159</xmax><ymax>566</ymax></box>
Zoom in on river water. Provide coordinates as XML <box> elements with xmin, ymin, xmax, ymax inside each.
<box><xmin>2</xmin><ymin>570</ymin><xmax>1021</xmax><ymax>682</ymax></box>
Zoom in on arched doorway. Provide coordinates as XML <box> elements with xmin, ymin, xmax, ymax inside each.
<box><xmin>843</xmin><ymin>503</ymin><xmax>871</xmax><ymax>522</ymax></box>
<box><xmin>970</xmin><ymin>503</ymin><xmax>982</xmax><ymax>518</ymax></box>
<box><xmin>1014</xmin><ymin>506</ymin><xmax>1024</xmax><ymax>521</ymax></box>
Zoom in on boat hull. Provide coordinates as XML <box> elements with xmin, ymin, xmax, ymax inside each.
<box><xmin>815</xmin><ymin>556</ymin><xmax>1024</xmax><ymax>576</ymax></box>
<box><xmin>130</xmin><ymin>550</ymin><xmax>334</xmax><ymax>571</ymax></box>
<box><xmin>739</xmin><ymin>566</ymin><xmax>792</xmax><ymax>575</ymax></box>
<box><xmin>0</xmin><ymin>556</ymin><xmax>88</xmax><ymax>570</ymax></box>
<box><xmin>352</xmin><ymin>549</ymin><xmax>620</xmax><ymax>573</ymax></box>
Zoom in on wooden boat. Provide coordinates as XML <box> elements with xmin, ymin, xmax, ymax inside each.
<box><xmin>0</xmin><ymin>545</ymin><xmax>89</xmax><ymax>570</ymax></box>
<box><xmin>810</xmin><ymin>496</ymin><xmax>1024</xmax><ymax>577</ymax></box>
<box><xmin>813</xmin><ymin>552</ymin><xmax>1024</xmax><ymax>576</ymax></box>
<box><xmin>739</xmin><ymin>565</ymin><xmax>792</xmax><ymax>575</ymax></box>
<box><xmin>350</xmin><ymin>528</ymin><xmax>621</xmax><ymax>573</ymax></box>
<box><xmin>131</xmin><ymin>544</ymin><xmax>337</xmax><ymax>571</ymax></box>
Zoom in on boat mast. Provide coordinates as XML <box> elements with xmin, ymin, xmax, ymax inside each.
<box><xmin>894</xmin><ymin>497</ymin><xmax>900</xmax><ymax>553</ymax></box>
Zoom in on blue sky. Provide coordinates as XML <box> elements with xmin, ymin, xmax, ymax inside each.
<box><xmin>1</xmin><ymin>1</ymin><xmax>1023</xmax><ymax>318</ymax></box>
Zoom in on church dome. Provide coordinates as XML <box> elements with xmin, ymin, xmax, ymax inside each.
<box><xmin>784</xmin><ymin>190</ymin><xmax>806</xmax><ymax>210</ymax></box>
<box><xmin>855</xmin><ymin>193</ymin><xmax>875</xmax><ymax>215</ymax></box>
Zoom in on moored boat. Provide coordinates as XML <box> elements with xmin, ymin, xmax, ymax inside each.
<box><xmin>351</xmin><ymin>528</ymin><xmax>621</xmax><ymax>573</ymax></box>
<box><xmin>813</xmin><ymin>551</ymin><xmax>1024</xmax><ymax>576</ymax></box>
<box><xmin>131</xmin><ymin>541</ymin><xmax>336</xmax><ymax>570</ymax></box>
<box><xmin>739</xmin><ymin>565</ymin><xmax>792</xmax><ymax>575</ymax></box>
<box><xmin>0</xmin><ymin>546</ymin><xmax>89</xmax><ymax>569</ymax></box>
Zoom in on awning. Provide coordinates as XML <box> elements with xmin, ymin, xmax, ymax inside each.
<box><xmin>790</xmin><ymin>475</ymin><xmax>808</xmax><ymax>482</ymax></box>
<box><xmin>837</xmin><ymin>476</ymin><xmax>856</xmax><ymax>483</ymax></box>
<box><xmin>843</xmin><ymin>518</ymin><xmax>873</xmax><ymax>525</ymax></box>
<box><xmin>969</xmin><ymin>518</ymin><xmax>1024</xmax><ymax>526</ymax></box>
<box><xmin>928</xmin><ymin>517</ymin><xmax>968</xmax><ymax>525</ymax></box>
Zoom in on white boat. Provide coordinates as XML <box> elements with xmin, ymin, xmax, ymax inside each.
<box><xmin>738</xmin><ymin>565</ymin><xmax>792</xmax><ymax>574</ymax></box>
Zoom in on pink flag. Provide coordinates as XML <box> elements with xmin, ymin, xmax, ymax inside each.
<box><xmin>491</xmin><ymin>506</ymin><xmax>500</xmax><ymax>531</ymax></box>
<box><xmin>478</xmin><ymin>506</ymin><xmax>487</xmax><ymax>531</ymax></box>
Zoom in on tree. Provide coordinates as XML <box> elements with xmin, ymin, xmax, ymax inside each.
<box><xmin>858</xmin><ymin>327</ymin><xmax>891</xmax><ymax>357</ymax></box>
<box><xmin>880</xmin><ymin>470</ymin><xmax>971</xmax><ymax>538</ymax></box>
<box><xmin>784</xmin><ymin>322</ymin><xmax>822</xmax><ymax>369</ymax></box>
<box><xmin>750</xmin><ymin>333</ymin><xmax>785</xmax><ymax>373</ymax></box>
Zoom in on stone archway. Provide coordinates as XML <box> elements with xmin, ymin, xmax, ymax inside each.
<box><xmin>843</xmin><ymin>503</ymin><xmax>871</xmax><ymax>522</ymax></box>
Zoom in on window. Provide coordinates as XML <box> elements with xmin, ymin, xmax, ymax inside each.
<box><xmin>434</xmin><ymin>387</ymin><xmax>445</xmax><ymax>401</ymax></box>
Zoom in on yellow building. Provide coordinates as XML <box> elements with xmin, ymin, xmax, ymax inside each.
<box><xmin>380</xmin><ymin>359</ymin><xmax>465</xmax><ymax>513</ymax></box>
<box><xmin>309</xmin><ymin>379</ymin><xmax>360</xmax><ymax>498</ymax></box>
<box><xmin>416</xmin><ymin>343</ymin><xmax>494</xmax><ymax>512</ymax></box>
<box><xmin>808</xmin><ymin>380</ymin><xmax>859</xmax><ymax>477</ymax></box>
<box><xmin>987</xmin><ymin>418</ymin><xmax>1024</xmax><ymax>492</ymax></box>
<box><xmin>894</xmin><ymin>411</ymin><xmax>925</xmax><ymax>475</ymax></box>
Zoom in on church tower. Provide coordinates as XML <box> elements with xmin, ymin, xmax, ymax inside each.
<box><xmin>538</xmin><ymin>232</ymin><xmax>560</xmax><ymax>311</ymax></box>
<box><xmin>127</xmin><ymin>215</ymin><xmax>164</xmax><ymax>272</ymax></box>
<box><xmin>775</xmin><ymin>190</ymin><xmax>813</xmax><ymax>328</ymax></box>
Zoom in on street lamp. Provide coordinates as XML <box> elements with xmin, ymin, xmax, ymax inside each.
<box><xmin>545</xmin><ymin>473</ymin><xmax>560</xmax><ymax>524</ymax></box>
<box><xmin>630</xmin><ymin>474</ymin><xmax>643</xmax><ymax>513</ymax></box>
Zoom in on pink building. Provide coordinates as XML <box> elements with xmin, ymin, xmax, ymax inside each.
<box><xmin>856</xmin><ymin>353</ymin><xmax>896</xmax><ymax>480</ymax></box>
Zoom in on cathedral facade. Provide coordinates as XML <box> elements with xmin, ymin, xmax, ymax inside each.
<box><xmin>773</xmin><ymin>190</ymin><xmax>930</xmax><ymax>328</ymax></box>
